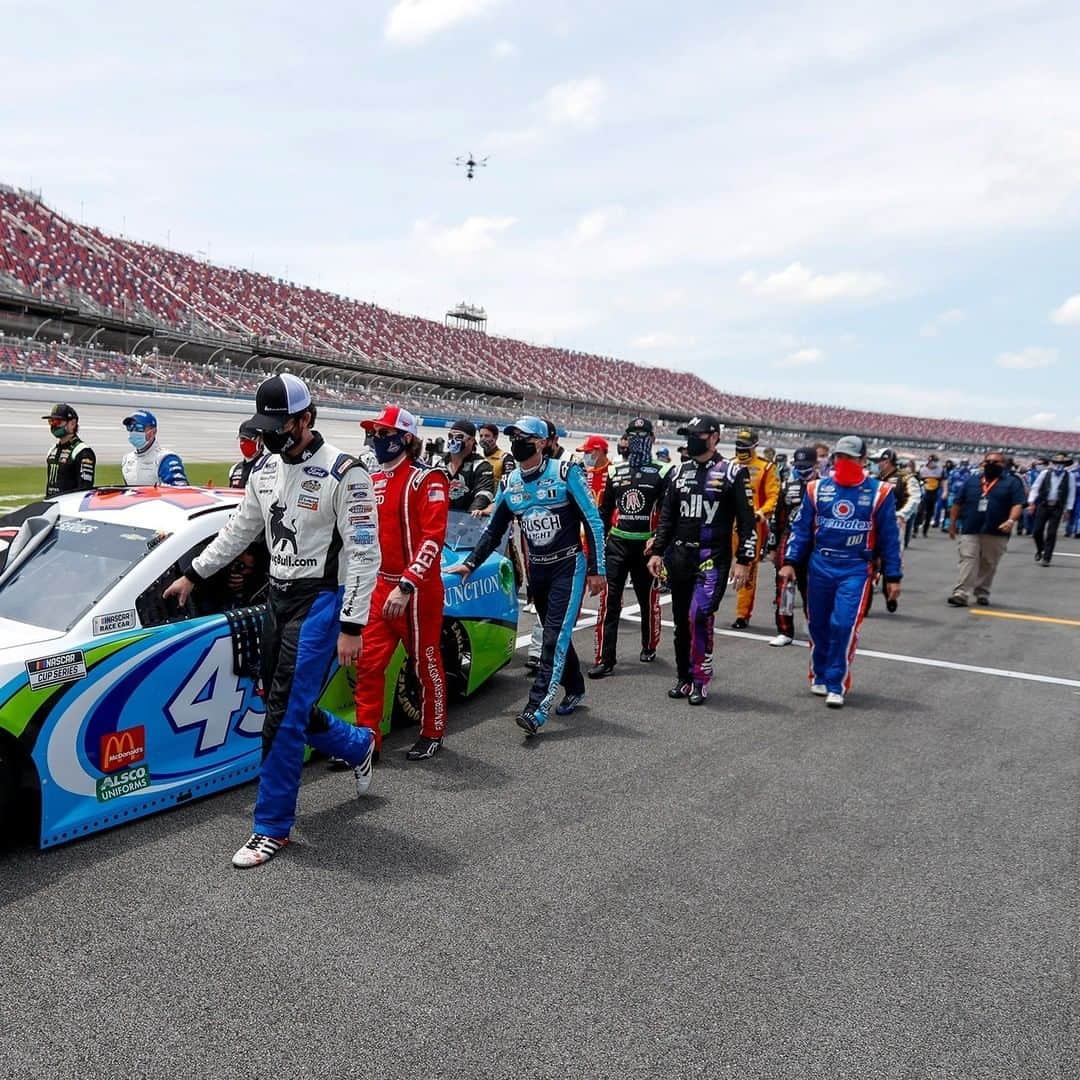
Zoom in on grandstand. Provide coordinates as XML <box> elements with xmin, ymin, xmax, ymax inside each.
<box><xmin>1</xmin><ymin>184</ymin><xmax>1076</xmax><ymax>454</ymax></box>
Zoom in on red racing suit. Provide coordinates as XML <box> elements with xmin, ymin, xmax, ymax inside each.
<box><xmin>353</xmin><ymin>457</ymin><xmax>449</xmax><ymax>749</ymax></box>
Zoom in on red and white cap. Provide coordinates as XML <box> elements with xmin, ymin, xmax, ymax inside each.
<box><xmin>360</xmin><ymin>404</ymin><xmax>419</xmax><ymax>436</ymax></box>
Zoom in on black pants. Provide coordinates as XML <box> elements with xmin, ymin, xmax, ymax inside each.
<box><xmin>526</xmin><ymin>554</ymin><xmax>586</xmax><ymax>722</ymax></box>
<box><xmin>918</xmin><ymin>490</ymin><xmax>938</xmax><ymax>536</ymax></box>
<box><xmin>1033</xmin><ymin>502</ymin><xmax>1065</xmax><ymax>561</ymax></box>
<box><xmin>595</xmin><ymin>535</ymin><xmax>660</xmax><ymax>665</ymax></box>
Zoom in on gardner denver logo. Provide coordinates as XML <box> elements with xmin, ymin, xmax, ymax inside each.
<box><xmin>100</xmin><ymin>725</ymin><xmax>146</xmax><ymax>773</ymax></box>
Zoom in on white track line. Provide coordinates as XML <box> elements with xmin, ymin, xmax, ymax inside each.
<box><xmin>515</xmin><ymin>594</ymin><xmax>1080</xmax><ymax>689</ymax></box>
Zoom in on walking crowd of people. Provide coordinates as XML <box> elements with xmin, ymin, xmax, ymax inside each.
<box><xmin>38</xmin><ymin>379</ymin><xmax>1079</xmax><ymax>867</ymax></box>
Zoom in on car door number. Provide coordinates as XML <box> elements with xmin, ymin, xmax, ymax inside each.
<box><xmin>165</xmin><ymin>637</ymin><xmax>264</xmax><ymax>754</ymax></box>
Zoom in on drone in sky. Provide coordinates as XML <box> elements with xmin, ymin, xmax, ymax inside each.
<box><xmin>455</xmin><ymin>153</ymin><xmax>489</xmax><ymax>180</ymax></box>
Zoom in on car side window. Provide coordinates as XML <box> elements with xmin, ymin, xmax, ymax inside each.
<box><xmin>136</xmin><ymin>538</ymin><xmax>269</xmax><ymax>628</ymax></box>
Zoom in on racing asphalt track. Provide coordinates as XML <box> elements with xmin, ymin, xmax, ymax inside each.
<box><xmin>1</xmin><ymin>527</ymin><xmax>1078</xmax><ymax>1080</ymax></box>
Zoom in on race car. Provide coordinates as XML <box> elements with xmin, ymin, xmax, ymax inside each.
<box><xmin>0</xmin><ymin>487</ymin><xmax>517</xmax><ymax>849</ymax></box>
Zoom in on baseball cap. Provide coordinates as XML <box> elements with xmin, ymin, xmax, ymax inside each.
<box><xmin>1052</xmin><ymin>452</ymin><xmax>1073</xmax><ymax>464</ymax></box>
<box><xmin>576</xmin><ymin>435</ymin><xmax>609</xmax><ymax>453</ymax></box>
<box><xmin>449</xmin><ymin>419</ymin><xmax>476</xmax><ymax>437</ymax></box>
<box><xmin>503</xmin><ymin>415</ymin><xmax>548</xmax><ymax>440</ymax></box>
<box><xmin>793</xmin><ymin>446</ymin><xmax>816</xmax><ymax>466</ymax></box>
<box><xmin>42</xmin><ymin>403</ymin><xmax>78</xmax><ymax>422</ymax></box>
<box><xmin>877</xmin><ymin>447</ymin><xmax>898</xmax><ymax>464</ymax></box>
<box><xmin>676</xmin><ymin>415</ymin><xmax>720</xmax><ymax>436</ymax></box>
<box><xmin>833</xmin><ymin>435</ymin><xmax>867</xmax><ymax>458</ymax></box>
<box><xmin>656</xmin><ymin>446</ymin><xmax>671</xmax><ymax>461</ymax></box>
<box><xmin>245</xmin><ymin>374</ymin><xmax>312</xmax><ymax>433</ymax></box>
<box><xmin>122</xmin><ymin>409</ymin><xmax>157</xmax><ymax>430</ymax></box>
<box><xmin>625</xmin><ymin>417</ymin><xmax>654</xmax><ymax>437</ymax></box>
<box><xmin>734</xmin><ymin>427</ymin><xmax>758</xmax><ymax>448</ymax></box>
<box><xmin>361</xmin><ymin>404</ymin><xmax>419</xmax><ymax>436</ymax></box>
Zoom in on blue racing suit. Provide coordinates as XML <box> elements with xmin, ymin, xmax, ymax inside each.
<box><xmin>784</xmin><ymin>476</ymin><xmax>902</xmax><ymax>695</ymax></box>
<box><xmin>466</xmin><ymin>456</ymin><xmax>605</xmax><ymax>727</ymax></box>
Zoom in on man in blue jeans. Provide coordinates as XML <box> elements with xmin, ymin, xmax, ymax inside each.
<box><xmin>947</xmin><ymin>450</ymin><xmax>1026</xmax><ymax>606</ymax></box>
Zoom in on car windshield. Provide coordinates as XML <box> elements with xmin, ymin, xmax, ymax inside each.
<box><xmin>443</xmin><ymin>510</ymin><xmax>507</xmax><ymax>554</ymax></box>
<box><xmin>0</xmin><ymin>518</ymin><xmax>158</xmax><ymax>632</ymax></box>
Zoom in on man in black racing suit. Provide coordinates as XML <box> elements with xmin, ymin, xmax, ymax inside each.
<box><xmin>648</xmin><ymin>416</ymin><xmax>756</xmax><ymax>706</ymax></box>
<box><xmin>589</xmin><ymin>416</ymin><xmax>670</xmax><ymax>677</ymax></box>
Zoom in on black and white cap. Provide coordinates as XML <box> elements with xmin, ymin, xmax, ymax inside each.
<box><xmin>833</xmin><ymin>435</ymin><xmax>867</xmax><ymax>459</ymax></box>
<box><xmin>245</xmin><ymin>374</ymin><xmax>312</xmax><ymax>432</ymax></box>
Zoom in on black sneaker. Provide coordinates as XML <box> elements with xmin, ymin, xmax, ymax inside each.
<box><xmin>947</xmin><ymin>594</ymin><xmax>967</xmax><ymax>607</ymax></box>
<box><xmin>515</xmin><ymin>711</ymin><xmax>540</xmax><ymax>736</ymax></box>
<box><xmin>1041</xmin><ymin>558</ymin><xmax>1051</xmax><ymax>566</ymax></box>
<box><xmin>688</xmin><ymin>683</ymin><xmax>708</xmax><ymax>706</ymax></box>
<box><xmin>639</xmin><ymin>649</ymin><xmax>656</xmax><ymax>663</ymax></box>
<box><xmin>885</xmin><ymin>598</ymin><xmax>898</xmax><ymax>613</ymax></box>
<box><xmin>667</xmin><ymin>681</ymin><xmax>692</xmax><ymax>699</ymax></box>
<box><xmin>1035</xmin><ymin>552</ymin><xmax>1043</xmax><ymax>562</ymax></box>
<box><xmin>406</xmin><ymin>736</ymin><xmax>442</xmax><ymax>761</ymax></box>
<box><xmin>730</xmin><ymin>618</ymin><xmax>749</xmax><ymax>630</ymax></box>
<box><xmin>555</xmin><ymin>692</ymin><xmax>585</xmax><ymax>716</ymax></box>
<box><xmin>976</xmin><ymin>596</ymin><xmax>990</xmax><ymax>606</ymax></box>
<box><xmin>587</xmin><ymin>662</ymin><xmax>614</xmax><ymax>679</ymax></box>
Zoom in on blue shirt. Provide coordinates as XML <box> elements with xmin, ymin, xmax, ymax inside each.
<box><xmin>953</xmin><ymin>471</ymin><xmax>1025</xmax><ymax>534</ymax></box>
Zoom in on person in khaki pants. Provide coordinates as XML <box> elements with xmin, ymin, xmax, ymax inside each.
<box><xmin>947</xmin><ymin>451</ymin><xmax>1025</xmax><ymax>606</ymax></box>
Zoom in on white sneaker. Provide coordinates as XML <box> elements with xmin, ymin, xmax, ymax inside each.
<box><xmin>768</xmin><ymin>634</ymin><xmax>794</xmax><ymax>647</ymax></box>
<box><xmin>232</xmin><ymin>833</ymin><xmax>289</xmax><ymax>869</ymax></box>
<box><xmin>825</xmin><ymin>692</ymin><xmax>845</xmax><ymax>708</ymax></box>
<box><xmin>810</xmin><ymin>683</ymin><xmax>828</xmax><ymax>696</ymax></box>
<box><xmin>354</xmin><ymin>739</ymin><xmax>375</xmax><ymax>797</ymax></box>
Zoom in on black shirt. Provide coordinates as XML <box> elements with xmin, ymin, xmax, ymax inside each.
<box><xmin>446</xmin><ymin>452</ymin><xmax>495</xmax><ymax>512</ymax></box>
<box><xmin>45</xmin><ymin>437</ymin><xmax>96</xmax><ymax>498</ymax></box>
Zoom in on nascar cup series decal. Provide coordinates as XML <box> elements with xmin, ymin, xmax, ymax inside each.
<box><xmin>26</xmin><ymin>651</ymin><xmax>88</xmax><ymax>690</ymax></box>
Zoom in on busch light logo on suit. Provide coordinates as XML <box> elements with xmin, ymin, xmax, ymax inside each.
<box><xmin>521</xmin><ymin>508</ymin><xmax>560</xmax><ymax>546</ymax></box>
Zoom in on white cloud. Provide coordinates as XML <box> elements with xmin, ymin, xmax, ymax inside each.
<box><xmin>772</xmin><ymin>347</ymin><xmax>825</xmax><ymax>369</ymax></box>
<box><xmin>1050</xmin><ymin>294</ymin><xmax>1080</xmax><ymax>325</ymax></box>
<box><xmin>920</xmin><ymin>308</ymin><xmax>967</xmax><ymax>337</ymax></box>
<box><xmin>739</xmin><ymin>263</ymin><xmax>887</xmax><ymax>304</ymax></box>
<box><xmin>385</xmin><ymin>0</ymin><xmax>500</xmax><ymax>44</ymax></box>
<box><xmin>412</xmin><ymin>215</ymin><xmax>517</xmax><ymax>257</ymax></box>
<box><xmin>574</xmin><ymin>206</ymin><xmax>624</xmax><ymax>243</ymax></box>
<box><xmin>490</xmin><ymin>39</ymin><xmax>517</xmax><ymax>60</ymax></box>
<box><xmin>544</xmin><ymin>78</ymin><xmax>606</xmax><ymax>130</ymax></box>
<box><xmin>1021</xmin><ymin>411</ymin><xmax>1058</xmax><ymax>428</ymax></box>
<box><xmin>995</xmin><ymin>346</ymin><xmax>1058</xmax><ymax>370</ymax></box>
<box><xmin>631</xmin><ymin>332</ymin><xmax>698</xmax><ymax>350</ymax></box>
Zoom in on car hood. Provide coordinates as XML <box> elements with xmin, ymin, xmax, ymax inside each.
<box><xmin>0</xmin><ymin>617</ymin><xmax>68</xmax><ymax>655</ymax></box>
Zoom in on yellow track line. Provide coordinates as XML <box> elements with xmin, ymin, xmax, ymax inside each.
<box><xmin>970</xmin><ymin>609</ymin><xmax>1080</xmax><ymax>628</ymax></box>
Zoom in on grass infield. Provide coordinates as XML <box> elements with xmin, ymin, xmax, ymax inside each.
<box><xmin>0</xmin><ymin>463</ymin><xmax>233</xmax><ymax>504</ymax></box>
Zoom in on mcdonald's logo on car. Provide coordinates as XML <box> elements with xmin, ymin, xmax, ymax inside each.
<box><xmin>99</xmin><ymin>725</ymin><xmax>146</xmax><ymax>773</ymax></box>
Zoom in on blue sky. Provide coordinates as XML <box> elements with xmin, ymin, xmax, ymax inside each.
<box><xmin>3</xmin><ymin>0</ymin><xmax>1079</xmax><ymax>430</ymax></box>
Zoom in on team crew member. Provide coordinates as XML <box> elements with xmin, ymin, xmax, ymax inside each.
<box><xmin>445</xmin><ymin>419</ymin><xmax>495</xmax><ymax>515</ymax></box>
<box><xmin>42</xmin><ymin>403</ymin><xmax>96</xmax><ymax>497</ymax></box>
<box><xmin>477</xmin><ymin>422</ymin><xmax>515</xmax><ymax>485</ymax></box>
<box><xmin>729</xmin><ymin>428</ymin><xmax>779</xmax><ymax>629</ymax></box>
<box><xmin>164</xmin><ymin>375</ymin><xmax>379</xmax><ymax>868</ymax></box>
<box><xmin>1028</xmin><ymin>453</ymin><xmax>1076</xmax><ymax>566</ymax></box>
<box><xmin>947</xmin><ymin>451</ymin><xmax>1025</xmax><ymax>606</ymax></box>
<box><xmin>781</xmin><ymin>436</ymin><xmax>902</xmax><ymax>708</ymax></box>
<box><xmin>916</xmin><ymin>454</ymin><xmax>943</xmax><ymax>537</ymax></box>
<box><xmin>871</xmin><ymin>448</ymin><xmax>920</xmax><ymax>612</ymax></box>
<box><xmin>352</xmin><ymin>406</ymin><xmax>451</xmax><ymax>761</ymax></box>
<box><xmin>121</xmin><ymin>409</ymin><xmax>188</xmax><ymax>486</ymax></box>
<box><xmin>768</xmin><ymin>446</ymin><xmax>817</xmax><ymax>646</ymax></box>
<box><xmin>591</xmin><ymin>417</ymin><xmax>667</xmax><ymax>676</ymax></box>
<box><xmin>228</xmin><ymin>423</ymin><xmax>267</xmax><ymax>489</ymax></box>
<box><xmin>450</xmin><ymin>416</ymin><xmax>606</xmax><ymax>735</ymax></box>
<box><xmin>648</xmin><ymin>416</ymin><xmax>756</xmax><ymax>706</ymax></box>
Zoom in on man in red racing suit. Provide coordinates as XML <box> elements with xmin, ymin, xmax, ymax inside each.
<box><xmin>353</xmin><ymin>405</ymin><xmax>450</xmax><ymax>761</ymax></box>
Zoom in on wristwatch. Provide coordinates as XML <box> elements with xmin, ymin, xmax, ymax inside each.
<box><xmin>398</xmin><ymin>578</ymin><xmax>416</xmax><ymax>595</ymax></box>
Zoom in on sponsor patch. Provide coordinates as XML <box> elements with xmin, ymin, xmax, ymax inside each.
<box><xmin>100</xmin><ymin>725</ymin><xmax>146</xmax><ymax>772</ymax></box>
<box><xmin>92</xmin><ymin>609</ymin><xmax>137</xmax><ymax>636</ymax></box>
<box><xmin>57</xmin><ymin>519</ymin><xmax>98</xmax><ymax>534</ymax></box>
<box><xmin>300</xmin><ymin>479</ymin><xmax>322</xmax><ymax>494</ymax></box>
<box><xmin>348</xmin><ymin>513</ymin><xmax>375</xmax><ymax>525</ymax></box>
<box><xmin>303</xmin><ymin>466</ymin><xmax>328</xmax><ymax>478</ymax></box>
<box><xmin>26</xmin><ymin>650</ymin><xmax>87</xmax><ymax>690</ymax></box>
<box><xmin>352</xmin><ymin>527</ymin><xmax>376</xmax><ymax>545</ymax></box>
<box><xmin>96</xmin><ymin>765</ymin><xmax>151</xmax><ymax>802</ymax></box>
<box><xmin>428</xmin><ymin>488</ymin><xmax>446</xmax><ymax>502</ymax></box>
<box><xmin>833</xmin><ymin>500</ymin><xmax>855</xmax><ymax>519</ymax></box>
<box><xmin>297</xmin><ymin>494</ymin><xmax>319</xmax><ymax>511</ymax></box>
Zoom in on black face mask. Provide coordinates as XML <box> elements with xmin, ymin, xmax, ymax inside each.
<box><xmin>263</xmin><ymin>427</ymin><xmax>297</xmax><ymax>455</ymax></box>
<box><xmin>686</xmin><ymin>434</ymin><xmax>711</xmax><ymax>457</ymax></box>
<box><xmin>983</xmin><ymin>461</ymin><xmax>1004</xmax><ymax>480</ymax></box>
<box><xmin>372</xmin><ymin>433</ymin><xmax>406</xmax><ymax>463</ymax></box>
<box><xmin>511</xmin><ymin>438</ymin><xmax>539</xmax><ymax>462</ymax></box>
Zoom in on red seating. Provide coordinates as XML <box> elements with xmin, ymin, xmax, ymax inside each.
<box><xmin>2</xmin><ymin>187</ymin><xmax>1076</xmax><ymax>451</ymax></box>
